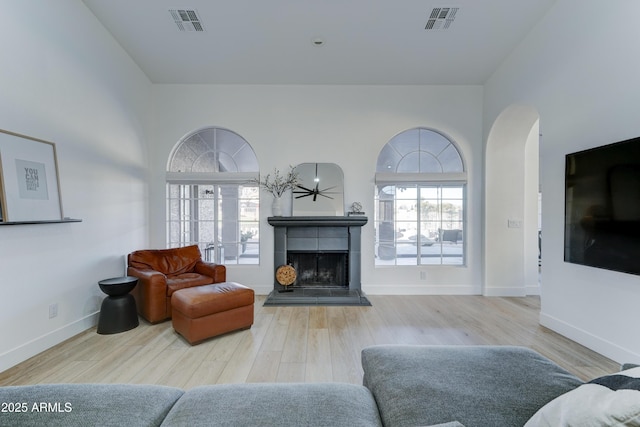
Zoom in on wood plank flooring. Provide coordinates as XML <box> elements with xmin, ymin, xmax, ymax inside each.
<box><xmin>0</xmin><ymin>295</ymin><xmax>619</xmax><ymax>388</ymax></box>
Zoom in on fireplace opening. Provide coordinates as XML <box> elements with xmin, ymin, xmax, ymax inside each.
<box><xmin>287</xmin><ymin>251</ymin><xmax>348</xmax><ymax>288</ymax></box>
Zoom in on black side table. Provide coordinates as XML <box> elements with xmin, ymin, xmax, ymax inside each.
<box><xmin>97</xmin><ymin>276</ymin><xmax>139</xmax><ymax>334</ymax></box>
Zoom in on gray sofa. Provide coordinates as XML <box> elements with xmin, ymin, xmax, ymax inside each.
<box><xmin>361</xmin><ymin>345</ymin><xmax>584</xmax><ymax>427</ymax></box>
<box><xmin>0</xmin><ymin>345</ymin><xmax>585</xmax><ymax>427</ymax></box>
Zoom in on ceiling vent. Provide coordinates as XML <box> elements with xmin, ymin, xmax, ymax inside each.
<box><xmin>169</xmin><ymin>9</ymin><xmax>205</xmax><ymax>32</ymax></box>
<box><xmin>425</xmin><ymin>7</ymin><xmax>459</xmax><ymax>30</ymax></box>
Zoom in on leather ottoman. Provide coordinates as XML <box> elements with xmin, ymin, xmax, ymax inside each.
<box><xmin>171</xmin><ymin>282</ymin><xmax>254</xmax><ymax>345</ymax></box>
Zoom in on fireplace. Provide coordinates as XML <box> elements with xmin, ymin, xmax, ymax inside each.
<box><xmin>265</xmin><ymin>216</ymin><xmax>369</xmax><ymax>305</ymax></box>
<box><xmin>288</xmin><ymin>252</ymin><xmax>348</xmax><ymax>287</ymax></box>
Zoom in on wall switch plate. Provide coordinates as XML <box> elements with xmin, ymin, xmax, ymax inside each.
<box><xmin>508</xmin><ymin>219</ymin><xmax>522</xmax><ymax>228</ymax></box>
<box><xmin>49</xmin><ymin>303</ymin><xmax>58</xmax><ymax>319</ymax></box>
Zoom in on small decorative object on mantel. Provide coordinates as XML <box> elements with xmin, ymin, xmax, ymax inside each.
<box><xmin>249</xmin><ymin>166</ymin><xmax>300</xmax><ymax>216</ymax></box>
<box><xmin>275</xmin><ymin>264</ymin><xmax>296</xmax><ymax>292</ymax></box>
<box><xmin>348</xmin><ymin>201</ymin><xmax>365</xmax><ymax>216</ymax></box>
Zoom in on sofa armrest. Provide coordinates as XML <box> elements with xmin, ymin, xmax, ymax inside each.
<box><xmin>194</xmin><ymin>261</ymin><xmax>226</xmax><ymax>283</ymax></box>
<box><xmin>127</xmin><ymin>267</ymin><xmax>169</xmax><ymax>323</ymax></box>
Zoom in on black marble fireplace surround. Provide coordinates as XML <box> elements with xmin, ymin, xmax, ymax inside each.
<box><xmin>265</xmin><ymin>216</ymin><xmax>370</xmax><ymax>306</ymax></box>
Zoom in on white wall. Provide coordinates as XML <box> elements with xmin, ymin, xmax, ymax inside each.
<box><xmin>0</xmin><ymin>1</ymin><xmax>151</xmax><ymax>371</ymax></box>
<box><xmin>484</xmin><ymin>106</ymin><xmax>540</xmax><ymax>296</ymax></box>
<box><xmin>523</xmin><ymin>124</ymin><xmax>540</xmax><ymax>293</ymax></box>
<box><xmin>484</xmin><ymin>0</ymin><xmax>640</xmax><ymax>363</ymax></box>
<box><xmin>12</xmin><ymin>0</ymin><xmax>634</xmax><ymax>374</ymax></box>
<box><xmin>149</xmin><ymin>84</ymin><xmax>484</xmax><ymax>295</ymax></box>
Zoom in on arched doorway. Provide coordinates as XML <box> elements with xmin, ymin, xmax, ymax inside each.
<box><xmin>484</xmin><ymin>105</ymin><xmax>540</xmax><ymax>296</ymax></box>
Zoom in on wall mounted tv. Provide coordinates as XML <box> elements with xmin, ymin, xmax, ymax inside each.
<box><xmin>565</xmin><ymin>136</ymin><xmax>640</xmax><ymax>275</ymax></box>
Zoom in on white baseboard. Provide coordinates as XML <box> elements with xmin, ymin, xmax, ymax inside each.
<box><xmin>0</xmin><ymin>312</ymin><xmax>99</xmax><ymax>373</ymax></box>
<box><xmin>483</xmin><ymin>287</ymin><xmax>527</xmax><ymax>297</ymax></box>
<box><xmin>256</xmin><ymin>284</ymin><xmax>482</xmax><ymax>296</ymax></box>
<box><xmin>253</xmin><ymin>285</ymin><xmax>274</xmax><ymax>296</ymax></box>
<box><xmin>482</xmin><ymin>283</ymin><xmax>540</xmax><ymax>297</ymax></box>
<box><xmin>255</xmin><ymin>284</ymin><xmax>540</xmax><ymax>297</ymax></box>
<box><xmin>363</xmin><ymin>284</ymin><xmax>481</xmax><ymax>295</ymax></box>
<box><xmin>525</xmin><ymin>284</ymin><xmax>541</xmax><ymax>295</ymax></box>
<box><xmin>540</xmin><ymin>311</ymin><xmax>640</xmax><ymax>365</ymax></box>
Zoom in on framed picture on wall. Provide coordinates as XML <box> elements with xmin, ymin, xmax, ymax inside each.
<box><xmin>0</xmin><ymin>129</ymin><xmax>63</xmax><ymax>222</ymax></box>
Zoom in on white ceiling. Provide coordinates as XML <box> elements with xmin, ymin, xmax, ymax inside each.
<box><xmin>82</xmin><ymin>0</ymin><xmax>556</xmax><ymax>85</ymax></box>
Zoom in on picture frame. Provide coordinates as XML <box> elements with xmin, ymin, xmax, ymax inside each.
<box><xmin>0</xmin><ymin>129</ymin><xmax>64</xmax><ymax>222</ymax></box>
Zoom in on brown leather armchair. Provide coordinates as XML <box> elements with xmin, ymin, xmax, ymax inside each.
<box><xmin>127</xmin><ymin>245</ymin><xmax>226</xmax><ymax>323</ymax></box>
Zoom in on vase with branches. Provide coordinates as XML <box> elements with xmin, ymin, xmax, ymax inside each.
<box><xmin>250</xmin><ymin>166</ymin><xmax>300</xmax><ymax>216</ymax></box>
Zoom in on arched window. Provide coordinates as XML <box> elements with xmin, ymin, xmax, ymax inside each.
<box><xmin>166</xmin><ymin>127</ymin><xmax>260</xmax><ymax>265</ymax></box>
<box><xmin>375</xmin><ymin>128</ymin><xmax>466</xmax><ymax>266</ymax></box>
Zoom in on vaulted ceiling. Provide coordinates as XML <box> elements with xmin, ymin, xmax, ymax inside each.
<box><xmin>82</xmin><ymin>0</ymin><xmax>556</xmax><ymax>85</ymax></box>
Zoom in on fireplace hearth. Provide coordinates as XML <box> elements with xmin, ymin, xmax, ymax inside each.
<box><xmin>265</xmin><ymin>216</ymin><xmax>370</xmax><ymax>306</ymax></box>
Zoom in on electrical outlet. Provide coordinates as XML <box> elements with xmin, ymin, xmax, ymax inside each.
<box><xmin>507</xmin><ymin>219</ymin><xmax>522</xmax><ymax>228</ymax></box>
<box><xmin>49</xmin><ymin>303</ymin><xmax>58</xmax><ymax>319</ymax></box>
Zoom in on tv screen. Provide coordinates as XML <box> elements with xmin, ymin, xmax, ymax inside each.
<box><xmin>565</xmin><ymin>136</ymin><xmax>640</xmax><ymax>275</ymax></box>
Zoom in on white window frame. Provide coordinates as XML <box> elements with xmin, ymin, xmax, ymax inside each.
<box><xmin>166</xmin><ymin>127</ymin><xmax>260</xmax><ymax>265</ymax></box>
<box><xmin>374</xmin><ymin>128</ymin><xmax>467</xmax><ymax>266</ymax></box>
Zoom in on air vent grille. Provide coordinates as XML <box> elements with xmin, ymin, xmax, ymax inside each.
<box><xmin>425</xmin><ymin>7</ymin><xmax>459</xmax><ymax>30</ymax></box>
<box><xmin>169</xmin><ymin>9</ymin><xmax>205</xmax><ymax>32</ymax></box>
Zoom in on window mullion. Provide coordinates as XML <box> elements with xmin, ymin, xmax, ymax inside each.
<box><xmin>416</xmin><ymin>187</ymin><xmax>422</xmax><ymax>264</ymax></box>
<box><xmin>181</xmin><ymin>185</ymin><xmax>189</xmax><ymax>246</ymax></box>
<box><xmin>438</xmin><ymin>186</ymin><xmax>444</xmax><ymax>264</ymax></box>
<box><xmin>212</xmin><ymin>185</ymin><xmax>220</xmax><ymax>263</ymax></box>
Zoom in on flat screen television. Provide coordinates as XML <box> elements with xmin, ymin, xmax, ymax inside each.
<box><xmin>565</xmin><ymin>136</ymin><xmax>640</xmax><ymax>275</ymax></box>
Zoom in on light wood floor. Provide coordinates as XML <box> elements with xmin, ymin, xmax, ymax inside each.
<box><xmin>0</xmin><ymin>295</ymin><xmax>619</xmax><ymax>388</ymax></box>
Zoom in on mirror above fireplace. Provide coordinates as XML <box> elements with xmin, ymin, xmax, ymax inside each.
<box><xmin>292</xmin><ymin>163</ymin><xmax>344</xmax><ymax>216</ymax></box>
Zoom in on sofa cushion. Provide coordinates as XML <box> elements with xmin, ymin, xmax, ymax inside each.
<box><xmin>160</xmin><ymin>383</ymin><xmax>382</xmax><ymax>427</ymax></box>
<box><xmin>171</xmin><ymin>282</ymin><xmax>255</xmax><ymax>318</ymax></box>
<box><xmin>166</xmin><ymin>273</ymin><xmax>214</xmax><ymax>296</ymax></box>
<box><xmin>524</xmin><ymin>366</ymin><xmax>640</xmax><ymax>426</ymax></box>
<box><xmin>0</xmin><ymin>383</ymin><xmax>183</xmax><ymax>427</ymax></box>
<box><xmin>129</xmin><ymin>245</ymin><xmax>201</xmax><ymax>276</ymax></box>
<box><xmin>361</xmin><ymin>345</ymin><xmax>583</xmax><ymax>427</ymax></box>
